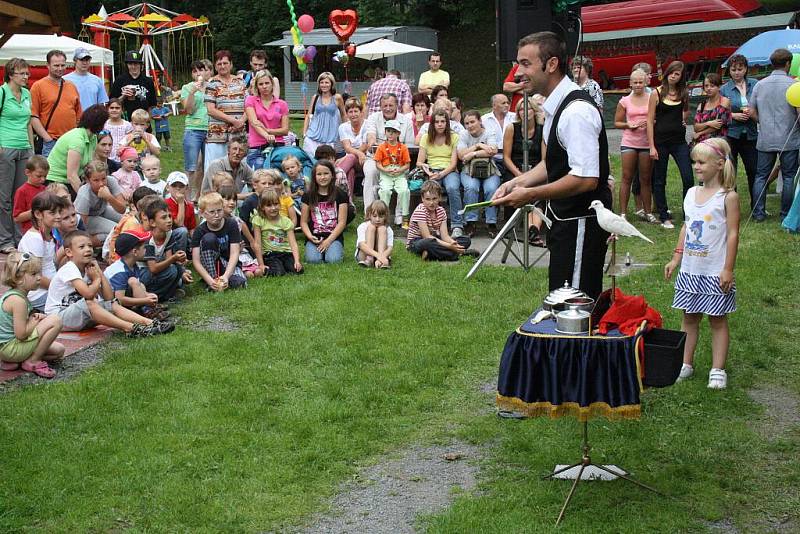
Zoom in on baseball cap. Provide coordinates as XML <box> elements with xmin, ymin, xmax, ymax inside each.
<box><xmin>125</xmin><ymin>50</ymin><xmax>144</xmax><ymax>64</ymax></box>
<box><xmin>167</xmin><ymin>171</ymin><xmax>189</xmax><ymax>186</ymax></box>
<box><xmin>73</xmin><ymin>47</ymin><xmax>92</xmax><ymax>61</ymax></box>
<box><xmin>384</xmin><ymin>119</ymin><xmax>401</xmax><ymax>132</ymax></box>
<box><xmin>115</xmin><ymin>229</ymin><xmax>151</xmax><ymax>256</ymax></box>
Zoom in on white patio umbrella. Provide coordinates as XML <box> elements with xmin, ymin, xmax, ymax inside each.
<box><xmin>354</xmin><ymin>38</ymin><xmax>432</xmax><ymax>61</ymax></box>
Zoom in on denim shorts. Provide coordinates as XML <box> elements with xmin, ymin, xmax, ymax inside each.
<box><xmin>183</xmin><ymin>129</ymin><xmax>207</xmax><ymax>172</ymax></box>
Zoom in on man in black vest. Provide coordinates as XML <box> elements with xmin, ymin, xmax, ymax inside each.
<box><xmin>492</xmin><ymin>31</ymin><xmax>612</xmax><ymax>299</ymax></box>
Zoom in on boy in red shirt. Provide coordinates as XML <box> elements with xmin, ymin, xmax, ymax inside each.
<box><xmin>165</xmin><ymin>171</ymin><xmax>196</xmax><ymax>237</ymax></box>
<box><xmin>13</xmin><ymin>155</ymin><xmax>49</xmax><ymax>234</ymax></box>
<box><xmin>374</xmin><ymin>120</ymin><xmax>411</xmax><ymax>228</ymax></box>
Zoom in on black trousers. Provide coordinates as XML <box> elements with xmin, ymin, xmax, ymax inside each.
<box><xmin>408</xmin><ymin>236</ymin><xmax>471</xmax><ymax>261</ymax></box>
<box><xmin>263</xmin><ymin>251</ymin><xmax>303</xmax><ymax>276</ymax></box>
<box><xmin>726</xmin><ymin>135</ymin><xmax>758</xmax><ymax>209</ymax></box>
<box><xmin>548</xmin><ymin>215</ymin><xmax>609</xmax><ymax>300</ymax></box>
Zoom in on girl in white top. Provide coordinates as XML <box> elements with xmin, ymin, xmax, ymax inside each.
<box><xmin>16</xmin><ymin>192</ymin><xmax>69</xmax><ymax>310</ymax></box>
<box><xmin>103</xmin><ymin>98</ymin><xmax>132</xmax><ymax>162</ymax></box>
<box><xmin>664</xmin><ymin>138</ymin><xmax>740</xmax><ymax>389</ymax></box>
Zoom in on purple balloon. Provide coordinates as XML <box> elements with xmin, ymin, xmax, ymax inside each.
<box><xmin>305</xmin><ymin>45</ymin><xmax>317</xmax><ymax>60</ymax></box>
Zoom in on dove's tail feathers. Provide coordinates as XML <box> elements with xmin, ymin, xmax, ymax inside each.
<box><xmin>637</xmin><ymin>232</ymin><xmax>654</xmax><ymax>244</ymax></box>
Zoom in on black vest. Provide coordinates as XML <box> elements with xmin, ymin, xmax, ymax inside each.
<box><xmin>545</xmin><ymin>89</ymin><xmax>612</xmax><ymax>219</ymax></box>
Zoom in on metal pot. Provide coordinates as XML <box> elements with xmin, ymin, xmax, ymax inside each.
<box><xmin>563</xmin><ymin>296</ymin><xmax>595</xmax><ymax>314</ymax></box>
<box><xmin>542</xmin><ymin>281</ymin><xmax>587</xmax><ymax>311</ymax></box>
<box><xmin>555</xmin><ymin>309</ymin><xmax>591</xmax><ymax>334</ymax></box>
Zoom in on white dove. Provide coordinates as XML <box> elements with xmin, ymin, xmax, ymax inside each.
<box><xmin>589</xmin><ymin>200</ymin><xmax>653</xmax><ymax>244</ymax></box>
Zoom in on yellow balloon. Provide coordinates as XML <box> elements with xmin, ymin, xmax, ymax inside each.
<box><xmin>787</xmin><ymin>82</ymin><xmax>800</xmax><ymax>107</ymax></box>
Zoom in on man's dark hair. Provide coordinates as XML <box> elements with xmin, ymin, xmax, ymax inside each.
<box><xmin>379</xmin><ymin>93</ymin><xmax>398</xmax><ymax>105</ymax></box>
<box><xmin>132</xmin><ymin>186</ymin><xmax>158</xmax><ymax>207</ymax></box>
<box><xmin>463</xmin><ymin>109</ymin><xmax>482</xmax><ymax>122</ymax></box>
<box><xmin>770</xmin><ymin>48</ymin><xmax>792</xmax><ymax>69</ymax></box>
<box><xmin>228</xmin><ymin>134</ymin><xmax>248</xmax><ymax>148</ymax></box>
<box><xmin>314</xmin><ymin>145</ymin><xmax>336</xmax><ymax>161</ymax></box>
<box><xmin>518</xmin><ymin>31</ymin><xmax>567</xmax><ymax>75</ymax></box>
<box><xmin>250</xmin><ymin>49</ymin><xmax>267</xmax><ymax>61</ymax></box>
<box><xmin>388</xmin><ymin>69</ymin><xmax>402</xmax><ymax>78</ymax></box>
<box><xmin>144</xmin><ymin>198</ymin><xmax>169</xmax><ymax>221</ymax></box>
<box><xmin>190</xmin><ymin>60</ymin><xmax>206</xmax><ymax>71</ymax></box>
<box><xmin>428</xmin><ymin>52</ymin><xmax>441</xmax><ymax>61</ymax></box>
<box><xmin>77</xmin><ymin>104</ymin><xmax>110</xmax><ymax>133</ymax></box>
<box><xmin>46</xmin><ymin>50</ymin><xmax>66</xmax><ymax>64</ymax></box>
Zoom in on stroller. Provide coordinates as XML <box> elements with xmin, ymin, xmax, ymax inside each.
<box><xmin>263</xmin><ymin>145</ymin><xmax>315</xmax><ymax>176</ymax></box>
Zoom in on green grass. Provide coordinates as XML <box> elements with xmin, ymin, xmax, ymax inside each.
<box><xmin>1</xmin><ymin>116</ymin><xmax>799</xmax><ymax>532</ymax></box>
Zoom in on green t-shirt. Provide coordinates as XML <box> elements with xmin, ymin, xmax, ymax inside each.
<box><xmin>0</xmin><ymin>84</ymin><xmax>32</xmax><ymax>150</ymax></box>
<box><xmin>251</xmin><ymin>213</ymin><xmax>293</xmax><ymax>254</ymax></box>
<box><xmin>46</xmin><ymin>127</ymin><xmax>97</xmax><ymax>184</ymax></box>
<box><xmin>419</xmin><ymin>132</ymin><xmax>459</xmax><ymax>169</ymax></box>
<box><xmin>181</xmin><ymin>81</ymin><xmax>208</xmax><ymax>131</ymax></box>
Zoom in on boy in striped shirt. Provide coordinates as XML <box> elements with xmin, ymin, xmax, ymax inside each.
<box><xmin>406</xmin><ymin>180</ymin><xmax>477</xmax><ymax>261</ymax></box>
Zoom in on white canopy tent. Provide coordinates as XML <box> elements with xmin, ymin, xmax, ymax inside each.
<box><xmin>354</xmin><ymin>38</ymin><xmax>432</xmax><ymax>61</ymax></box>
<box><xmin>0</xmin><ymin>34</ymin><xmax>114</xmax><ymax>81</ymax></box>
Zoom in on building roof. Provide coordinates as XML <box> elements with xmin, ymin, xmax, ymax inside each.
<box><xmin>584</xmin><ymin>11</ymin><xmax>797</xmax><ymax>43</ymax></box>
<box><xmin>264</xmin><ymin>26</ymin><xmax>409</xmax><ymax>47</ymax></box>
<box><xmin>0</xmin><ymin>0</ymin><xmax>73</xmax><ymax>47</ymax></box>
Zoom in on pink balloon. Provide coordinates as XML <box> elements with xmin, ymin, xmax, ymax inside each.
<box><xmin>298</xmin><ymin>14</ymin><xmax>315</xmax><ymax>33</ymax></box>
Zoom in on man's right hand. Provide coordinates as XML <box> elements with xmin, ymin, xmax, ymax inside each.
<box><xmin>492</xmin><ymin>186</ymin><xmax>536</xmax><ymax>208</ymax></box>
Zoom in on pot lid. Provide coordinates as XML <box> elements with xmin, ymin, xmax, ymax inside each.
<box><xmin>544</xmin><ymin>281</ymin><xmax>587</xmax><ymax>304</ymax></box>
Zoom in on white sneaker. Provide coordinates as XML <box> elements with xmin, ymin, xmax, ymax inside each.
<box><xmin>708</xmin><ymin>368</ymin><xmax>728</xmax><ymax>389</ymax></box>
<box><xmin>452</xmin><ymin>227</ymin><xmax>464</xmax><ymax>238</ymax></box>
<box><xmin>677</xmin><ymin>363</ymin><xmax>694</xmax><ymax>381</ymax></box>
<box><xmin>661</xmin><ymin>220</ymin><xmax>675</xmax><ymax>229</ymax></box>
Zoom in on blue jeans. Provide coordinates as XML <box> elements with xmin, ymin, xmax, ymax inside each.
<box><xmin>41</xmin><ymin>139</ymin><xmax>56</xmax><ymax>157</ymax></box>
<box><xmin>441</xmin><ymin>171</ymin><xmax>464</xmax><ymax>228</ymax></box>
<box><xmin>246</xmin><ymin>147</ymin><xmax>267</xmax><ymax>170</ymax></box>
<box><xmin>461</xmin><ymin>172</ymin><xmax>500</xmax><ymax>224</ymax></box>
<box><xmin>752</xmin><ymin>149</ymin><xmax>799</xmax><ymax>220</ymax></box>
<box><xmin>305</xmin><ymin>239</ymin><xmax>344</xmax><ymax>264</ymax></box>
<box><xmin>204</xmin><ymin>142</ymin><xmax>228</xmax><ymax>172</ymax></box>
<box><xmin>182</xmin><ymin>129</ymin><xmax>206</xmax><ymax>172</ymax></box>
<box><xmin>653</xmin><ymin>142</ymin><xmax>693</xmax><ymax>222</ymax></box>
<box><xmin>139</xmin><ymin>227</ymin><xmax>189</xmax><ymax>301</ymax></box>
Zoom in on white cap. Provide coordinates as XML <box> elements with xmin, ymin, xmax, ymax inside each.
<box><xmin>166</xmin><ymin>171</ymin><xmax>188</xmax><ymax>186</ymax></box>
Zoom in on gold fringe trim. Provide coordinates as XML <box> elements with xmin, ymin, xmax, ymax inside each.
<box><xmin>514</xmin><ymin>327</ymin><xmax>633</xmax><ymax>340</ymax></box>
<box><xmin>496</xmin><ymin>394</ymin><xmax>641</xmax><ymax>422</ymax></box>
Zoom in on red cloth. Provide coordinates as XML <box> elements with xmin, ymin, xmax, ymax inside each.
<box><xmin>505</xmin><ymin>65</ymin><xmax>523</xmax><ymax>112</ymax></box>
<box><xmin>166</xmin><ymin>197</ymin><xmax>197</xmax><ymax>231</ymax></box>
<box><xmin>597</xmin><ymin>288</ymin><xmax>662</xmax><ymax>336</ymax></box>
<box><xmin>12</xmin><ymin>182</ymin><xmax>46</xmax><ymax>234</ymax></box>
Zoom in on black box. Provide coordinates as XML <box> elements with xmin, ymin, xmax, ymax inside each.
<box><xmin>642</xmin><ymin>328</ymin><xmax>686</xmax><ymax>388</ymax></box>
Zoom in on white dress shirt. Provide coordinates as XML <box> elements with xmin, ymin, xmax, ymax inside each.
<box><xmin>364</xmin><ymin>111</ymin><xmax>416</xmax><ymax>146</ymax></box>
<box><xmin>542</xmin><ymin>76</ymin><xmax>602</xmax><ymax>178</ymax></box>
<box><xmin>480</xmin><ymin>111</ymin><xmax>515</xmax><ymax>149</ymax></box>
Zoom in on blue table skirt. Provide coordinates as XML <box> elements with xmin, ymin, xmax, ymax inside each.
<box><xmin>497</xmin><ymin>310</ymin><xmax>644</xmax><ymax>422</ymax></box>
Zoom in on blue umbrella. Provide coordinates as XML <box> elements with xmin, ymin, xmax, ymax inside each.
<box><xmin>723</xmin><ymin>29</ymin><xmax>800</xmax><ymax>66</ymax></box>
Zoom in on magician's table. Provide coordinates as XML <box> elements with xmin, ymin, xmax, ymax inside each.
<box><xmin>496</xmin><ymin>310</ymin><xmax>645</xmax><ymax>421</ymax></box>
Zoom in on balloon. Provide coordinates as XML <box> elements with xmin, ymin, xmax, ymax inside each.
<box><xmin>790</xmin><ymin>53</ymin><xmax>800</xmax><ymax>78</ymax></box>
<box><xmin>787</xmin><ymin>82</ymin><xmax>800</xmax><ymax>107</ymax></box>
<box><xmin>293</xmin><ymin>45</ymin><xmax>306</xmax><ymax>58</ymax></box>
<box><xmin>346</xmin><ymin>43</ymin><xmax>356</xmax><ymax>57</ymax></box>
<box><xmin>328</xmin><ymin>9</ymin><xmax>358</xmax><ymax>42</ymax></box>
<box><xmin>305</xmin><ymin>45</ymin><xmax>317</xmax><ymax>60</ymax></box>
<box><xmin>297</xmin><ymin>14</ymin><xmax>315</xmax><ymax>33</ymax></box>
<box><xmin>298</xmin><ymin>61</ymin><xmax>307</xmax><ymax>72</ymax></box>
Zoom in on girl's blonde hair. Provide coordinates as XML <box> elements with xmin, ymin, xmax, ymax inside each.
<box><xmin>3</xmin><ymin>251</ymin><xmax>42</xmax><ymax>289</ymax></box>
<box><xmin>211</xmin><ymin>171</ymin><xmax>235</xmax><ymax>191</ymax></box>
<box><xmin>281</xmin><ymin>155</ymin><xmax>301</xmax><ymax>171</ymax></box>
<box><xmin>83</xmin><ymin>159</ymin><xmax>108</xmax><ymax>179</ymax></box>
<box><xmin>258</xmin><ymin>189</ymin><xmax>281</xmax><ymax>216</ymax></box>
<box><xmin>691</xmin><ymin>138</ymin><xmax>736</xmax><ymax>191</ymax></box>
<box><xmin>46</xmin><ymin>182</ymin><xmax>71</xmax><ymax>200</ymax></box>
<box><xmin>366</xmin><ymin>200</ymin><xmax>389</xmax><ymax>221</ymax></box>
<box><xmin>253</xmin><ymin>69</ymin><xmax>274</xmax><ymax>94</ymax></box>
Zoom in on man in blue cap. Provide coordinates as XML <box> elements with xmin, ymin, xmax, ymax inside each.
<box><xmin>64</xmin><ymin>47</ymin><xmax>109</xmax><ymax>109</ymax></box>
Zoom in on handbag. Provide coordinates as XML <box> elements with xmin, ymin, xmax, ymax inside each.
<box><xmin>408</xmin><ymin>167</ymin><xmax>426</xmax><ymax>192</ymax></box>
<box><xmin>465</xmin><ymin>157</ymin><xmax>498</xmax><ymax>180</ymax></box>
<box><xmin>34</xmin><ymin>80</ymin><xmax>64</xmax><ymax>154</ymax></box>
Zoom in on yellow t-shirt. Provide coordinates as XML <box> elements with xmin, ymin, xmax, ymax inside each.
<box><xmin>419</xmin><ymin>132</ymin><xmax>459</xmax><ymax>169</ymax></box>
<box><xmin>279</xmin><ymin>195</ymin><xmax>294</xmax><ymax>219</ymax></box>
<box><xmin>418</xmin><ymin>70</ymin><xmax>450</xmax><ymax>90</ymax></box>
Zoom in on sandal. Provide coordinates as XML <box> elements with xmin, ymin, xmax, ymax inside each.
<box><xmin>1</xmin><ymin>360</ymin><xmax>20</xmax><ymax>371</ymax></box>
<box><xmin>634</xmin><ymin>209</ymin><xmax>648</xmax><ymax>222</ymax></box>
<box><xmin>21</xmin><ymin>360</ymin><xmax>56</xmax><ymax>379</ymax></box>
<box><xmin>528</xmin><ymin>226</ymin><xmax>546</xmax><ymax>247</ymax></box>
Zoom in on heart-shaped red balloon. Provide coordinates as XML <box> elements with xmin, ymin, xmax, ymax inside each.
<box><xmin>345</xmin><ymin>43</ymin><xmax>356</xmax><ymax>57</ymax></box>
<box><xmin>328</xmin><ymin>9</ymin><xmax>359</xmax><ymax>42</ymax></box>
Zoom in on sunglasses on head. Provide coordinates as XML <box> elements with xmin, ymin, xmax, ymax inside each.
<box><xmin>97</xmin><ymin>129</ymin><xmax>111</xmax><ymax>137</ymax></box>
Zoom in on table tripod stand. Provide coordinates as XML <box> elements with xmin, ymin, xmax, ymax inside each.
<box><xmin>544</xmin><ymin>421</ymin><xmax>665</xmax><ymax>526</ymax></box>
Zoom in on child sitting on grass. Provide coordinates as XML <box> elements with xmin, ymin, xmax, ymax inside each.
<box><xmin>140</xmin><ymin>198</ymin><xmax>192</xmax><ymax>302</ymax></box>
<box><xmin>0</xmin><ymin>252</ymin><xmax>65</xmax><ymax>378</ymax></box>
<box><xmin>74</xmin><ymin>160</ymin><xmax>127</xmax><ymax>245</ymax></box>
<box><xmin>103</xmin><ymin>229</ymin><xmax>169</xmax><ymax>321</ymax></box>
<box><xmin>281</xmin><ymin>155</ymin><xmax>306</xmax><ymax>211</ymax></box>
<box><xmin>191</xmin><ymin>192</ymin><xmax>247</xmax><ymax>291</ymax></box>
<box><xmin>300</xmin><ymin>161</ymin><xmax>349</xmax><ymax>264</ymax></box>
<box><xmin>112</xmin><ymin>146</ymin><xmax>142</xmax><ymax>199</ymax></box>
<box><xmin>121</xmin><ymin>109</ymin><xmax>161</xmax><ymax>157</ymax></box>
<box><xmin>375</xmin><ymin>119</ymin><xmax>411</xmax><ymax>228</ymax></box>
<box><xmin>406</xmin><ymin>180</ymin><xmax>477</xmax><ymax>261</ymax></box>
<box><xmin>105</xmin><ymin>186</ymin><xmax>159</xmax><ymax>263</ymax></box>
<box><xmin>140</xmin><ymin>155</ymin><xmax>166</xmax><ymax>197</ymax></box>
<box><xmin>165</xmin><ymin>172</ymin><xmax>196</xmax><ymax>234</ymax></box>
<box><xmin>12</xmin><ymin>155</ymin><xmax>49</xmax><ymax>234</ymax></box>
<box><xmin>220</xmin><ymin>184</ymin><xmax>259</xmax><ymax>278</ymax></box>
<box><xmin>18</xmin><ymin>192</ymin><xmax>69</xmax><ymax>310</ymax></box>
<box><xmin>239</xmin><ymin>169</ymin><xmax>272</xmax><ymax>232</ymax></box>
<box><xmin>356</xmin><ymin>200</ymin><xmax>394</xmax><ymax>269</ymax></box>
<box><xmin>252</xmin><ymin>189</ymin><xmax>303</xmax><ymax>277</ymax></box>
<box><xmin>44</xmin><ymin>230</ymin><xmax>171</xmax><ymax>337</ymax></box>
